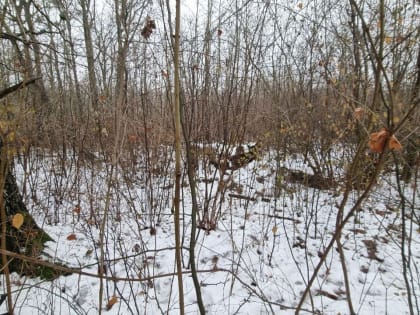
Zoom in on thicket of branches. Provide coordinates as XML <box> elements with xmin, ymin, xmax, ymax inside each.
<box><xmin>0</xmin><ymin>0</ymin><xmax>418</xmax><ymax>314</ymax></box>
<box><xmin>0</xmin><ymin>0</ymin><xmax>418</xmax><ymax>159</ymax></box>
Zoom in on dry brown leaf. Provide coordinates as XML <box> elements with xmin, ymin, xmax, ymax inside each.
<box><xmin>369</xmin><ymin>128</ymin><xmax>403</xmax><ymax>153</ymax></box>
<box><xmin>368</xmin><ymin>128</ymin><xmax>389</xmax><ymax>153</ymax></box>
<box><xmin>86</xmin><ymin>218</ymin><xmax>96</xmax><ymax>225</ymax></box>
<box><xmin>67</xmin><ymin>233</ymin><xmax>77</xmax><ymax>241</ymax></box>
<box><xmin>106</xmin><ymin>295</ymin><xmax>118</xmax><ymax>310</ymax></box>
<box><xmin>73</xmin><ymin>205</ymin><xmax>81</xmax><ymax>215</ymax></box>
<box><xmin>127</xmin><ymin>134</ymin><xmax>139</xmax><ymax>143</ymax></box>
<box><xmin>12</xmin><ymin>213</ymin><xmax>24</xmax><ymax>229</ymax></box>
<box><xmin>354</xmin><ymin>107</ymin><xmax>364</xmax><ymax>120</ymax></box>
<box><xmin>388</xmin><ymin>134</ymin><xmax>402</xmax><ymax>151</ymax></box>
<box><xmin>272</xmin><ymin>225</ymin><xmax>278</xmax><ymax>234</ymax></box>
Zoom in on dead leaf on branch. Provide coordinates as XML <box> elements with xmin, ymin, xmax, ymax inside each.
<box><xmin>368</xmin><ymin>128</ymin><xmax>389</xmax><ymax>153</ymax></box>
<box><xmin>368</xmin><ymin>128</ymin><xmax>402</xmax><ymax>153</ymax></box>
<box><xmin>106</xmin><ymin>295</ymin><xmax>118</xmax><ymax>310</ymax></box>
<box><xmin>388</xmin><ymin>134</ymin><xmax>402</xmax><ymax>150</ymax></box>
<box><xmin>272</xmin><ymin>225</ymin><xmax>278</xmax><ymax>235</ymax></box>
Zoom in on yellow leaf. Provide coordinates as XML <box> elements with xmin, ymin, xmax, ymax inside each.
<box><xmin>106</xmin><ymin>296</ymin><xmax>118</xmax><ymax>310</ymax></box>
<box><xmin>12</xmin><ymin>213</ymin><xmax>24</xmax><ymax>229</ymax></box>
<box><xmin>385</xmin><ymin>36</ymin><xmax>392</xmax><ymax>45</ymax></box>
<box><xmin>272</xmin><ymin>226</ymin><xmax>278</xmax><ymax>234</ymax></box>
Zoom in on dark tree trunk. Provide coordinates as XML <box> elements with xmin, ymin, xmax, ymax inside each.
<box><xmin>1</xmin><ymin>162</ymin><xmax>56</xmax><ymax>278</ymax></box>
<box><xmin>401</xmin><ymin>46</ymin><xmax>420</xmax><ymax>182</ymax></box>
<box><xmin>4</xmin><ymin>170</ymin><xmax>53</xmax><ymax>251</ymax></box>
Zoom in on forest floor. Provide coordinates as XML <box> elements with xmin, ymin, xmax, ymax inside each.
<box><xmin>1</xmin><ymin>148</ymin><xmax>419</xmax><ymax>314</ymax></box>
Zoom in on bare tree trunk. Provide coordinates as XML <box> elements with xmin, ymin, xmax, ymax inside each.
<box><xmin>402</xmin><ymin>45</ymin><xmax>420</xmax><ymax>182</ymax></box>
<box><xmin>11</xmin><ymin>1</ymin><xmax>51</xmax><ymax>139</ymax></box>
<box><xmin>57</xmin><ymin>0</ymin><xmax>84</xmax><ymax>114</ymax></box>
<box><xmin>80</xmin><ymin>0</ymin><xmax>99</xmax><ymax>112</ymax></box>
<box><xmin>173</xmin><ymin>1</ymin><xmax>185</xmax><ymax>314</ymax></box>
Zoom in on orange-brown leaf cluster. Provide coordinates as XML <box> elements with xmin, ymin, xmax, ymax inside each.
<box><xmin>388</xmin><ymin>135</ymin><xmax>402</xmax><ymax>151</ymax></box>
<box><xmin>368</xmin><ymin>128</ymin><xmax>402</xmax><ymax>153</ymax></box>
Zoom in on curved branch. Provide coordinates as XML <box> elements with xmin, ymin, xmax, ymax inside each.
<box><xmin>0</xmin><ymin>77</ymin><xmax>41</xmax><ymax>100</ymax></box>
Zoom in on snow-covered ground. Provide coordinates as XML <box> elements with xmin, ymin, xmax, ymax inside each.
<box><xmin>1</xmin><ymin>149</ymin><xmax>419</xmax><ymax>314</ymax></box>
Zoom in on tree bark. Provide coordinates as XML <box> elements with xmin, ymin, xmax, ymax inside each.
<box><xmin>0</xmin><ymin>160</ymin><xmax>54</xmax><ymax>278</ymax></box>
<box><xmin>401</xmin><ymin>46</ymin><xmax>420</xmax><ymax>182</ymax></box>
<box><xmin>173</xmin><ymin>1</ymin><xmax>185</xmax><ymax>314</ymax></box>
<box><xmin>80</xmin><ymin>0</ymin><xmax>99</xmax><ymax>112</ymax></box>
